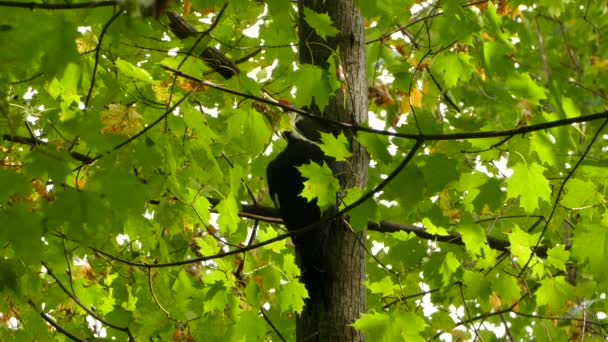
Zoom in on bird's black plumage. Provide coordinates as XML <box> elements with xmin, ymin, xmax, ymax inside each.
<box><xmin>266</xmin><ymin>132</ymin><xmax>325</xmax><ymax>233</ymax></box>
<box><xmin>267</xmin><ymin>131</ymin><xmax>334</xmax><ymax>312</ymax></box>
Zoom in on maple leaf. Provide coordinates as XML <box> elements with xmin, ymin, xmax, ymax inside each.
<box><xmin>297</xmin><ymin>161</ymin><xmax>340</xmax><ymax>211</ymax></box>
<box><xmin>100</xmin><ymin>103</ymin><xmax>142</xmax><ymax>136</ymax></box>
<box><xmin>506</xmin><ymin>161</ymin><xmax>551</xmax><ymax>213</ymax></box>
<box><xmin>302</xmin><ymin>7</ymin><xmax>340</xmax><ymax>40</ymax></box>
<box><xmin>318</xmin><ymin>132</ymin><xmax>352</xmax><ymax>161</ymax></box>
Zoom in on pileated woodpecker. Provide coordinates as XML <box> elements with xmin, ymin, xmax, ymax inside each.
<box><xmin>266</xmin><ymin>131</ymin><xmax>325</xmax><ymax>234</ymax></box>
<box><xmin>266</xmin><ymin>129</ymin><xmax>328</xmax><ymax>299</ymax></box>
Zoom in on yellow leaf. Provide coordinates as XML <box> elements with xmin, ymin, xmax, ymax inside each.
<box><xmin>410</xmin><ymin>87</ymin><xmax>423</xmax><ymax>108</ymax></box>
<box><xmin>489</xmin><ymin>292</ymin><xmax>502</xmax><ymax>310</ymax></box>
<box><xmin>100</xmin><ymin>103</ymin><xmax>142</xmax><ymax>136</ymax></box>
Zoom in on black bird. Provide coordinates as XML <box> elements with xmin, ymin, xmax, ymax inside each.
<box><xmin>267</xmin><ymin>128</ymin><xmax>337</xmax><ymax>313</ymax></box>
<box><xmin>266</xmin><ymin>131</ymin><xmax>325</xmax><ymax>234</ymax></box>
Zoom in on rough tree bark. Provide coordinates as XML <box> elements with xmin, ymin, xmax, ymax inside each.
<box><xmin>296</xmin><ymin>0</ymin><xmax>368</xmax><ymax>341</ymax></box>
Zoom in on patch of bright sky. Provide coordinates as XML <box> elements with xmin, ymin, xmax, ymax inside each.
<box><xmin>196</xmin><ymin>104</ymin><xmax>219</xmax><ymax>118</ymax></box>
<box><xmin>378</xmin><ymin>199</ymin><xmax>398</xmax><ymax>208</ymax></box>
<box><xmin>77</xmin><ymin>26</ymin><xmax>91</xmax><ymax>34</ymax></box>
<box><xmin>86</xmin><ymin>315</ymin><xmax>107</xmax><ymax>338</ymax></box>
<box><xmin>370</xmin><ymin>240</ymin><xmax>389</xmax><ymax>255</ymax></box>
<box><xmin>168</xmin><ymin>47</ymin><xmax>179</xmax><ymax>56</ymax></box>
<box><xmin>73</xmin><ymin>255</ymin><xmax>88</xmax><ymax>266</ymax></box>
<box><xmin>2</xmin><ymin>314</ymin><xmax>19</xmax><ymax>330</ymax></box>
<box><xmin>410</xmin><ymin>2</ymin><xmax>430</xmax><ymax>15</ymax></box>
<box><xmin>198</xmin><ymin>11</ymin><xmax>215</xmax><ymax>25</ymax></box>
<box><xmin>23</xmin><ymin>87</ymin><xmax>37</xmax><ymax>100</ymax></box>
<box><xmin>116</xmin><ymin>233</ymin><xmax>130</xmax><ymax>246</ymax></box>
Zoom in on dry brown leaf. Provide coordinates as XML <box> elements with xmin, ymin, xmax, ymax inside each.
<box><xmin>369</xmin><ymin>84</ymin><xmax>394</xmax><ymax>106</ymax></box>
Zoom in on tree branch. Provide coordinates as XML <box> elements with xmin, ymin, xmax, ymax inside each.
<box><xmin>85</xmin><ymin>9</ymin><xmax>122</xmax><ymax>108</ymax></box>
<box><xmin>162</xmin><ymin>66</ymin><xmax>608</xmax><ymax>141</ymax></box>
<box><xmin>369</xmin><ymin>221</ymin><xmax>548</xmax><ymax>258</ymax></box>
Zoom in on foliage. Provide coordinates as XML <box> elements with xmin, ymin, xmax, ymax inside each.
<box><xmin>1</xmin><ymin>0</ymin><xmax>608</xmax><ymax>340</ymax></box>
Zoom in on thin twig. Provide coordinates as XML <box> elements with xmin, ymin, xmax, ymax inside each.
<box><xmin>85</xmin><ymin>10</ymin><xmax>122</xmax><ymax>108</ymax></box>
<box><xmin>260</xmin><ymin>307</ymin><xmax>287</xmax><ymax>342</ymax></box>
<box><xmin>517</xmin><ymin>118</ymin><xmax>608</xmax><ymax>277</ymax></box>
<box><xmin>41</xmin><ymin>262</ymin><xmax>135</xmax><ymax>341</ymax></box>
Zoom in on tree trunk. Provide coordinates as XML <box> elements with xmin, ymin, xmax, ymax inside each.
<box><xmin>296</xmin><ymin>0</ymin><xmax>368</xmax><ymax>341</ymax></box>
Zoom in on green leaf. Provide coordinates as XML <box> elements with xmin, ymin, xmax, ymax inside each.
<box><xmin>457</xmin><ymin>224</ymin><xmax>487</xmax><ymax>256</ymax></box>
<box><xmin>355</xmin><ymin>0</ymin><xmax>411</xmax><ymax>24</ymax></box>
<box><xmin>302</xmin><ymin>7</ymin><xmax>340</xmax><ymax>40</ymax></box>
<box><xmin>506</xmin><ymin>73</ymin><xmax>547</xmax><ymax>105</ymax></box>
<box><xmin>121</xmin><ymin>284</ymin><xmax>138</xmax><ymax>312</ymax></box>
<box><xmin>423</xmin><ymin>218</ymin><xmax>449</xmax><ymax>236</ymax></box>
<box><xmin>297</xmin><ymin>161</ymin><xmax>340</xmax><ymax>211</ymax></box>
<box><xmin>491</xmin><ymin>275</ymin><xmax>521</xmax><ymax>306</ymax></box>
<box><xmin>561</xmin><ymin>178</ymin><xmax>602</xmax><ymax>208</ymax></box>
<box><xmin>383</xmin><ymin>165</ymin><xmax>425</xmax><ymax>215</ymax></box>
<box><xmin>0</xmin><ymin>168</ymin><xmax>31</xmax><ymax>202</ymax></box>
<box><xmin>463</xmin><ymin>271</ymin><xmax>491</xmax><ymax>307</ymax></box>
<box><xmin>24</xmin><ymin>147</ymin><xmax>72</xmax><ymax>184</ymax></box>
<box><xmin>352</xmin><ymin>309</ymin><xmax>426</xmax><ymax>341</ymax></box>
<box><xmin>431</xmin><ymin>53</ymin><xmax>474</xmax><ymax>89</ymax></box>
<box><xmin>282</xmin><ymin>253</ymin><xmax>300</xmax><ymax>279</ymax></box>
<box><xmin>508</xmin><ymin>226</ymin><xmax>541</xmax><ymax>268</ymax></box>
<box><xmin>419</xmin><ymin>154</ymin><xmax>460</xmax><ymax>193</ymax></box>
<box><xmin>0</xmin><ymin>260</ymin><xmax>19</xmax><ymax>293</ymax></box>
<box><xmin>216</xmin><ymin>194</ymin><xmax>240</xmax><ymax>235</ymax></box>
<box><xmin>115</xmin><ymin>58</ymin><xmax>155</xmax><ymax>84</ymax></box>
<box><xmin>204</xmin><ymin>286</ymin><xmax>229</xmax><ymax>313</ymax></box>
<box><xmin>366</xmin><ymin>276</ymin><xmax>400</xmax><ymax>297</ymax></box>
<box><xmin>318</xmin><ymin>132</ymin><xmax>352</xmax><ymax>161</ymax></box>
<box><xmin>535</xmin><ymin>277</ymin><xmax>575</xmax><ymax>314</ymax></box>
<box><xmin>352</xmin><ymin>311</ymin><xmax>392</xmax><ymax>340</ymax></box>
<box><xmin>98</xmin><ymin>286</ymin><xmax>116</xmax><ymax>316</ymax></box>
<box><xmin>561</xmin><ymin>96</ymin><xmax>581</xmax><ymax>118</ymax></box>
<box><xmin>547</xmin><ymin>245</ymin><xmax>569</xmax><ymax>271</ymax></box>
<box><xmin>193</xmin><ymin>196</ymin><xmax>211</xmax><ymax>224</ymax></box>
<box><xmin>506</xmin><ymin>161</ymin><xmax>551</xmax><ymax>213</ymax></box>
<box><xmin>341</xmin><ymin>187</ymin><xmax>377</xmax><ymax>231</ymax></box>
<box><xmin>279</xmin><ymin>281</ymin><xmax>308</xmax><ymax>313</ymax></box>
<box><xmin>430</xmin><ymin>311</ymin><xmax>455</xmax><ymax>331</ymax></box>
<box><xmin>194</xmin><ymin>234</ymin><xmax>220</xmax><ymax>256</ymax></box>
<box><xmin>400</xmin><ymin>311</ymin><xmax>427</xmax><ymax>341</ymax></box>
<box><xmin>226</xmin><ymin>108</ymin><xmax>272</xmax><ymax>155</ymax></box>
<box><xmin>356</xmin><ymin>131</ymin><xmax>392</xmax><ymax>166</ymax></box>
<box><xmin>571</xmin><ymin>224</ymin><xmax>608</xmax><ymax>277</ymax></box>
<box><xmin>257</xmin><ymin>227</ymin><xmax>285</xmax><ymax>253</ymax></box>
<box><xmin>530</xmin><ymin>131</ymin><xmax>557</xmax><ymax>167</ymax></box>
<box><xmin>440</xmin><ymin>252</ymin><xmax>460</xmax><ymax>285</ymax></box>
<box><xmin>229</xmin><ymin>164</ymin><xmax>243</xmax><ymax>195</ymax></box>
<box><xmin>293</xmin><ymin>64</ymin><xmax>333</xmax><ymax>111</ymax></box>
<box><xmin>0</xmin><ymin>205</ymin><xmax>42</xmax><ymax>265</ymax></box>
